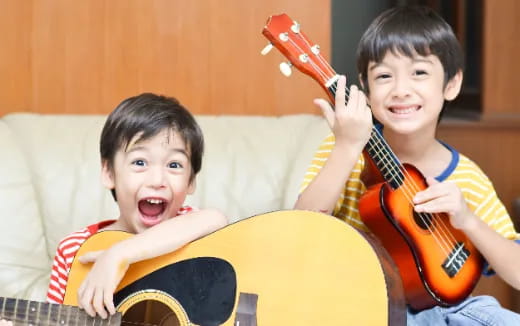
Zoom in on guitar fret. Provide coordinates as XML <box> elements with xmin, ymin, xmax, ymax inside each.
<box><xmin>50</xmin><ymin>302</ymin><xmax>60</xmax><ymax>325</ymax></box>
<box><xmin>13</xmin><ymin>298</ymin><xmax>18</xmax><ymax>323</ymax></box>
<box><xmin>0</xmin><ymin>297</ymin><xmax>5</xmax><ymax>319</ymax></box>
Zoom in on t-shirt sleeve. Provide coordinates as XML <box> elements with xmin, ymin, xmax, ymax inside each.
<box><xmin>46</xmin><ymin>245</ymin><xmax>68</xmax><ymax>304</ymax></box>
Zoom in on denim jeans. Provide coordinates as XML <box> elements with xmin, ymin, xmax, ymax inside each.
<box><xmin>407</xmin><ymin>295</ymin><xmax>520</xmax><ymax>326</ymax></box>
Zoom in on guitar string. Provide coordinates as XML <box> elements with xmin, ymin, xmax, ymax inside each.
<box><xmin>0</xmin><ymin>313</ymin><xmax>161</xmax><ymax>326</ymax></box>
<box><xmin>0</xmin><ymin>300</ymin><xmax>165</xmax><ymax>326</ymax></box>
<box><xmin>285</xmin><ymin>35</ymin><xmax>457</xmax><ymax>257</ymax></box>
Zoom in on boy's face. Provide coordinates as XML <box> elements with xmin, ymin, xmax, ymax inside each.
<box><xmin>101</xmin><ymin>129</ymin><xmax>195</xmax><ymax>234</ymax></box>
<box><xmin>365</xmin><ymin>51</ymin><xmax>462</xmax><ymax>135</ymax></box>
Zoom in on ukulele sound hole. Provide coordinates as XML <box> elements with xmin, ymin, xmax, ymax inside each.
<box><xmin>413</xmin><ymin>210</ymin><xmax>433</xmax><ymax>230</ymax></box>
<box><xmin>122</xmin><ymin>300</ymin><xmax>184</xmax><ymax>326</ymax></box>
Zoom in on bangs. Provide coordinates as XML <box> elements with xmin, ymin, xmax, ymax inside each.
<box><xmin>365</xmin><ymin>30</ymin><xmax>433</xmax><ymax>64</ymax></box>
<box><xmin>357</xmin><ymin>6</ymin><xmax>464</xmax><ymax>88</ymax></box>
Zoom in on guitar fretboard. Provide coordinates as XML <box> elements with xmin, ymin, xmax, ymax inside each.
<box><xmin>0</xmin><ymin>297</ymin><xmax>121</xmax><ymax>325</ymax></box>
<box><xmin>328</xmin><ymin>81</ymin><xmax>404</xmax><ymax>189</ymax></box>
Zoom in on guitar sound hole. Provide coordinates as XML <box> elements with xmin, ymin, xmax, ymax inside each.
<box><xmin>122</xmin><ymin>300</ymin><xmax>182</xmax><ymax>326</ymax></box>
<box><xmin>413</xmin><ymin>210</ymin><xmax>433</xmax><ymax>231</ymax></box>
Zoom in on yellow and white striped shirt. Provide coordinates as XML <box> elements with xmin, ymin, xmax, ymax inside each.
<box><xmin>300</xmin><ymin>134</ymin><xmax>520</xmax><ymax>241</ymax></box>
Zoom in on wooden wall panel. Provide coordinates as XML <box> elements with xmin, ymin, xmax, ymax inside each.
<box><xmin>0</xmin><ymin>0</ymin><xmax>330</xmax><ymax>116</ymax></box>
<box><xmin>482</xmin><ymin>0</ymin><xmax>520</xmax><ymax>116</ymax></box>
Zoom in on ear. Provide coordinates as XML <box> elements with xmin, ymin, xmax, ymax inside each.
<box><xmin>187</xmin><ymin>177</ymin><xmax>196</xmax><ymax>195</ymax></box>
<box><xmin>444</xmin><ymin>70</ymin><xmax>463</xmax><ymax>101</ymax></box>
<box><xmin>101</xmin><ymin>160</ymin><xmax>115</xmax><ymax>190</ymax></box>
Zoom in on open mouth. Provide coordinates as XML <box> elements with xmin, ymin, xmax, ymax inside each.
<box><xmin>138</xmin><ymin>198</ymin><xmax>167</xmax><ymax>226</ymax></box>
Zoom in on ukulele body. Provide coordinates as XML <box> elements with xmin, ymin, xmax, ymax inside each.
<box><xmin>359</xmin><ymin>162</ymin><xmax>483</xmax><ymax>310</ymax></box>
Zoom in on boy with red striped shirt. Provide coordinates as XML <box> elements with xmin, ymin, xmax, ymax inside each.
<box><xmin>43</xmin><ymin>93</ymin><xmax>228</xmax><ymax>318</ymax></box>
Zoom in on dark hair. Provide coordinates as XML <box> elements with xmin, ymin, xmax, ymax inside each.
<box><xmin>100</xmin><ymin>93</ymin><xmax>204</xmax><ymax>200</ymax></box>
<box><xmin>356</xmin><ymin>5</ymin><xmax>464</xmax><ymax>91</ymax></box>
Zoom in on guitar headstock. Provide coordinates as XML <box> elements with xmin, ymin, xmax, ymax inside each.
<box><xmin>262</xmin><ymin>13</ymin><xmax>336</xmax><ymax>90</ymax></box>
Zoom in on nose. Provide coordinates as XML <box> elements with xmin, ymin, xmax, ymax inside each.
<box><xmin>146</xmin><ymin>166</ymin><xmax>167</xmax><ymax>189</ymax></box>
<box><xmin>391</xmin><ymin>75</ymin><xmax>411</xmax><ymax>99</ymax></box>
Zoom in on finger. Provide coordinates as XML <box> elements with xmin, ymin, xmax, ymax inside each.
<box><xmin>78</xmin><ymin>251</ymin><xmax>101</xmax><ymax>264</ymax></box>
<box><xmin>79</xmin><ymin>285</ymin><xmax>96</xmax><ymax>317</ymax></box>
<box><xmin>335</xmin><ymin>75</ymin><xmax>347</xmax><ymax>110</ymax></box>
<box><xmin>104</xmin><ymin>289</ymin><xmax>116</xmax><ymax>315</ymax></box>
<box><xmin>413</xmin><ymin>183</ymin><xmax>449</xmax><ymax>204</ymax></box>
<box><xmin>314</xmin><ymin>99</ymin><xmax>335</xmax><ymax>127</ymax></box>
<box><xmin>93</xmin><ymin>287</ymin><xmax>108</xmax><ymax>319</ymax></box>
<box><xmin>414</xmin><ymin>197</ymin><xmax>451</xmax><ymax>214</ymax></box>
<box><xmin>347</xmin><ymin>85</ymin><xmax>360</xmax><ymax>112</ymax></box>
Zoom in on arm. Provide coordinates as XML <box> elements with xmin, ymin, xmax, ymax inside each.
<box><xmin>414</xmin><ymin>177</ymin><xmax>520</xmax><ymax>289</ymax></box>
<box><xmin>77</xmin><ymin>208</ymin><xmax>228</xmax><ymax>318</ymax></box>
<box><xmin>459</xmin><ymin>217</ymin><xmax>520</xmax><ymax>289</ymax></box>
<box><xmin>294</xmin><ymin>76</ymin><xmax>372</xmax><ymax>214</ymax></box>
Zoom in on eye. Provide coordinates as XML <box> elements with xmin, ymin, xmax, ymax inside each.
<box><xmin>413</xmin><ymin>69</ymin><xmax>428</xmax><ymax>76</ymax></box>
<box><xmin>132</xmin><ymin>159</ymin><xmax>146</xmax><ymax>167</ymax></box>
<box><xmin>376</xmin><ymin>73</ymin><xmax>391</xmax><ymax>80</ymax></box>
<box><xmin>169</xmin><ymin>162</ymin><xmax>183</xmax><ymax>169</ymax></box>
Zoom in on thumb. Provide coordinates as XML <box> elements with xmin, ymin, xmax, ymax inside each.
<box><xmin>78</xmin><ymin>250</ymin><xmax>104</xmax><ymax>264</ymax></box>
<box><xmin>314</xmin><ymin>98</ymin><xmax>335</xmax><ymax>128</ymax></box>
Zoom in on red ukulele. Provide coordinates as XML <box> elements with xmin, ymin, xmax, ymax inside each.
<box><xmin>262</xmin><ymin>13</ymin><xmax>483</xmax><ymax>311</ymax></box>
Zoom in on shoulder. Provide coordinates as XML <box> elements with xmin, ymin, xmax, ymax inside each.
<box><xmin>56</xmin><ymin>220</ymin><xmax>114</xmax><ymax>254</ymax></box>
<box><xmin>449</xmin><ymin>154</ymin><xmax>493</xmax><ymax>186</ymax></box>
<box><xmin>177</xmin><ymin>205</ymin><xmax>198</xmax><ymax>215</ymax></box>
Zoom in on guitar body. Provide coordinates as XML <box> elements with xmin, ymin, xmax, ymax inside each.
<box><xmin>359</xmin><ymin>164</ymin><xmax>483</xmax><ymax>311</ymax></box>
<box><xmin>64</xmin><ymin>210</ymin><xmax>406</xmax><ymax>325</ymax></box>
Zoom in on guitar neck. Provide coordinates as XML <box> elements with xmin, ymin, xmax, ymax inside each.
<box><xmin>0</xmin><ymin>297</ymin><xmax>121</xmax><ymax>325</ymax></box>
<box><xmin>328</xmin><ymin>80</ymin><xmax>404</xmax><ymax>189</ymax></box>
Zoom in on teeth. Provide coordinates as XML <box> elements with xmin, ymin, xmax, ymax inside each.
<box><xmin>391</xmin><ymin>106</ymin><xmax>417</xmax><ymax>114</ymax></box>
<box><xmin>146</xmin><ymin>199</ymin><xmax>163</xmax><ymax>204</ymax></box>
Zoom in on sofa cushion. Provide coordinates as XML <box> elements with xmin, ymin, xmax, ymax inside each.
<box><xmin>0</xmin><ymin>119</ymin><xmax>50</xmax><ymax>300</ymax></box>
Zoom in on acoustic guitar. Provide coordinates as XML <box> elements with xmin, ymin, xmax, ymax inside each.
<box><xmin>261</xmin><ymin>13</ymin><xmax>483</xmax><ymax>310</ymax></box>
<box><xmin>60</xmin><ymin>210</ymin><xmax>405</xmax><ymax>325</ymax></box>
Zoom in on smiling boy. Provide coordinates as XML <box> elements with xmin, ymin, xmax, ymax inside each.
<box><xmin>295</xmin><ymin>5</ymin><xmax>520</xmax><ymax>325</ymax></box>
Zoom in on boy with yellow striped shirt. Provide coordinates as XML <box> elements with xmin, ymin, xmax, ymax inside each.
<box><xmin>295</xmin><ymin>5</ymin><xmax>520</xmax><ymax>325</ymax></box>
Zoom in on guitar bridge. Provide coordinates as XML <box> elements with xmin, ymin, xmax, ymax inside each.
<box><xmin>442</xmin><ymin>242</ymin><xmax>470</xmax><ymax>277</ymax></box>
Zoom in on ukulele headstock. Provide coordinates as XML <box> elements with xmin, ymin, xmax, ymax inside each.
<box><xmin>261</xmin><ymin>13</ymin><xmax>336</xmax><ymax>89</ymax></box>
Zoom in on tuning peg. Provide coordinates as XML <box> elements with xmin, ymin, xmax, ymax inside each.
<box><xmin>279</xmin><ymin>62</ymin><xmax>293</xmax><ymax>77</ymax></box>
<box><xmin>261</xmin><ymin>43</ymin><xmax>273</xmax><ymax>55</ymax></box>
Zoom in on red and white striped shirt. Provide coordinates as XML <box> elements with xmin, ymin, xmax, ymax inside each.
<box><xmin>46</xmin><ymin>206</ymin><xmax>195</xmax><ymax>304</ymax></box>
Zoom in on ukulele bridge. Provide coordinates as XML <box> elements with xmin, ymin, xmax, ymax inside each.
<box><xmin>442</xmin><ymin>242</ymin><xmax>470</xmax><ymax>277</ymax></box>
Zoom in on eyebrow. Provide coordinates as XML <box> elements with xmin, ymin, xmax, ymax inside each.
<box><xmin>125</xmin><ymin>145</ymin><xmax>189</xmax><ymax>158</ymax></box>
<box><xmin>369</xmin><ymin>56</ymin><xmax>434</xmax><ymax>71</ymax></box>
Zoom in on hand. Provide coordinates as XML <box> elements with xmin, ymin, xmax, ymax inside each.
<box><xmin>413</xmin><ymin>177</ymin><xmax>476</xmax><ymax>230</ymax></box>
<box><xmin>314</xmin><ymin>75</ymin><xmax>372</xmax><ymax>152</ymax></box>
<box><xmin>0</xmin><ymin>320</ymin><xmax>13</xmax><ymax>326</ymax></box>
<box><xmin>77</xmin><ymin>245</ymin><xmax>129</xmax><ymax>318</ymax></box>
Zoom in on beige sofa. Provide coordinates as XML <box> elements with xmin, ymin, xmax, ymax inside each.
<box><xmin>0</xmin><ymin>113</ymin><xmax>329</xmax><ymax>301</ymax></box>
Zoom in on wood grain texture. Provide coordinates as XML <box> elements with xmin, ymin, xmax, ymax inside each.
<box><xmin>482</xmin><ymin>0</ymin><xmax>520</xmax><ymax>116</ymax></box>
<box><xmin>0</xmin><ymin>0</ymin><xmax>330</xmax><ymax>116</ymax></box>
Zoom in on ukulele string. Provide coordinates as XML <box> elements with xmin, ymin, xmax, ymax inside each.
<box><xmin>369</xmin><ymin>127</ymin><xmax>461</xmax><ymax>253</ymax></box>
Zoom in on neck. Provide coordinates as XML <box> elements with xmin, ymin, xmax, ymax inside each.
<box><xmin>382</xmin><ymin>126</ymin><xmax>437</xmax><ymax>164</ymax></box>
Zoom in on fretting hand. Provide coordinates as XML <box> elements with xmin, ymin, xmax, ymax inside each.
<box><xmin>313</xmin><ymin>75</ymin><xmax>372</xmax><ymax>152</ymax></box>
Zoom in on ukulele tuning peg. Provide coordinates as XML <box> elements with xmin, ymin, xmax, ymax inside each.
<box><xmin>261</xmin><ymin>43</ymin><xmax>273</xmax><ymax>56</ymax></box>
<box><xmin>291</xmin><ymin>21</ymin><xmax>300</xmax><ymax>33</ymax></box>
<box><xmin>279</xmin><ymin>61</ymin><xmax>293</xmax><ymax>77</ymax></box>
